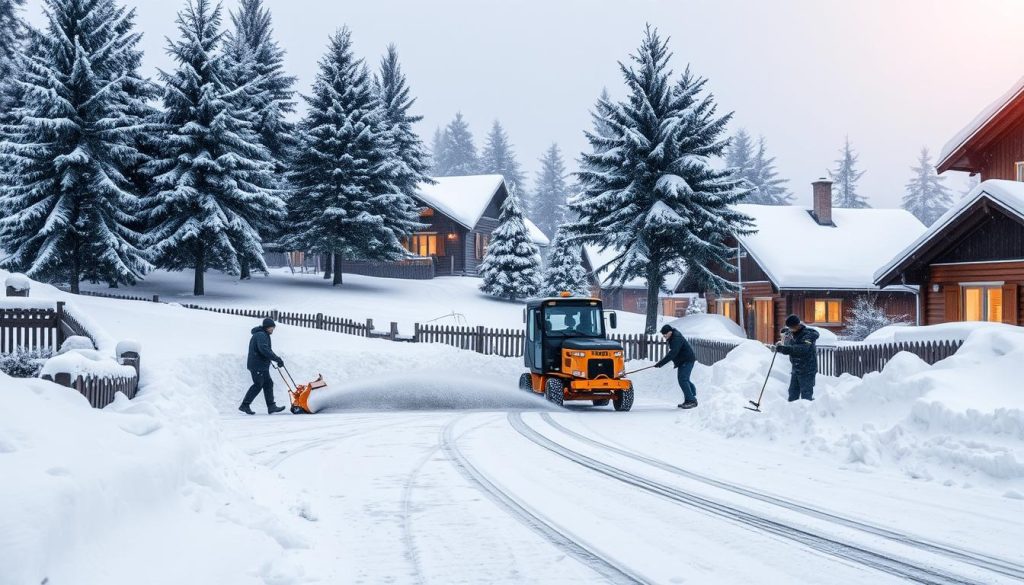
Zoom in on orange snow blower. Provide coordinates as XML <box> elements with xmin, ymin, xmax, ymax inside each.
<box><xmin>273</xmin><ymin>364</ymin><xmax>327</xmax><ymax>414</ymax></box>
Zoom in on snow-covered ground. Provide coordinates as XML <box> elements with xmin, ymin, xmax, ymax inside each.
<box><xmin>4</xmin><ymin>272</ymin><xmax>1024</xmax><ymax>584</ymax></box>
<box><xmin>80</xmin><ymin>268</ymin><xmax>655</xmax><ymax>334</ymax></box>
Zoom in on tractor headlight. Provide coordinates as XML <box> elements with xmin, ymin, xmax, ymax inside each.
<box><xmin>614</xmin><ymin>351</ymin><xmax>623</xmax><ymax>357</ymax></box>
<box><xmin>571</xmin><ymin>351</ymin><xmax>586</xmax><ymax>357</ymax></box>
<box><xmin>572</xmin><ymin>370</ymin><xmax>585</xmax><ymax>377</ymax></box>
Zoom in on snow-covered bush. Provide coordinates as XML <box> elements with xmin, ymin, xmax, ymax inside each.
<box><xmin>685</xmin><ymin>301</ymin><xmax>704</xmax><ymax>316</ymax></box>
<box><xmin>843</xmin><ymin>295</ymin><xmax>909</xmax><ymax>341</ymax></box>
<box><xmin>0</xmin><ymin>348</ymin><xmax>52</xmax><ymax>378</ymax></box>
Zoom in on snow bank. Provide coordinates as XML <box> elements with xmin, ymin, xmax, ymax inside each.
<box><xmin>667</xmin><ymin>313</ymin><xmax>745</xmax><ymax>340</ymax></box>
<box><xmin>631</xmin><ymin>326</ymin><xmax>1024</xmax><ymax>493</ymax></box>
<box><xmin>40</xmin><ymin>349</ymin><xmax>137</xmax><ymax>380</ymax></box>
<box><xmin>58</xmin><ymin>335</ymin><xmax>95</xmax><ymax>353</ymax></box>
<box><xmin>865</xmin><ymin>321</ymin><xmax>1019</xmax><ymax>344</ymax></box>
<box><xmin>0</xmin><ymin>298</ymin><xmax>56</xmax><ymax>310</ymax></box>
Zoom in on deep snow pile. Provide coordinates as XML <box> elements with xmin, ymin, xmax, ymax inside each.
<box><xmin>630</xmin><ymin>327</ymin><xmax>1024</xmax><ymax>495</ymax></box>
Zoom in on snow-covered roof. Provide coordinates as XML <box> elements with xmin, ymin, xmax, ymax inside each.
<box><xmin>874</xmin><ymin>180</ymin><xmax>1024</xmax><ymax>284</ymax></box>
<box><xmin>735</xmin><ymin>204</ymin><xmax>926</xmax><ymax>290</ymax></box>
<box><xmin>583</xmin><ymin>245</ymin><xmax>685</xmax><ymax>290</ymax></box>
<box><xmin>938</xmin><ymin>75</ymin><xmax>1024</xmax><ymax>170</ymax></box>
<box><xmin>415</xmin><ymin>175</ymin><xmax>549</xmax><ymax>246</ymax></box>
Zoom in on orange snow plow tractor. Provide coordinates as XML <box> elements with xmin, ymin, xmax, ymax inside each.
<box><xmin>519</xmin><ymin>294</ymin><xmax>633</xmax><ymax>411</ymax></box>
<box><xmin>274</xmin><ymin>364</ymin><xmax>327</xmax><ymax>414</ymax></box>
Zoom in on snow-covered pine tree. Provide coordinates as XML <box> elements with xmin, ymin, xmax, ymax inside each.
<box><xmin>282</xmin><ymin>28</ymin><xmax>421</xmax><ymax>286</ymax></box>
<box><xmin>143</xmin><ymin>0</ymin><xmax>284</xmax><ymax>296</ymax></box>
<box><xmin>0</xmin><ymin>0</ymin><xmax>152</xmax><ymax>293</ymax></box>
<box><xmin>725</xmin><ymin>128</ymin><xmax>755</xmax><ymax>181</ymax></box>
<box><xmin>479</xmin><ymin>191</ymin><xmax>542</xmax><ymax>300</ymax></box>
<box><xmin>902</xmin><ymin>147</ymin><xmax>953</xmax><ymax>226</ymax></box>
<box><xmin>748</xmin><ymin>136</ymin><xmax>792</xmax><ymax>205</ymax></box>
<box><xmin>435</xmin><ymin>112</ymin><xmax>478</xmax><ymax>176</ymax></box>
<box><xmin>843</xmin><ymin>295</ymin><xmax>908</xmax><ymax>341</ymax></box>
<box><xmin>542</xmin><ymin>226</ymin><xmax>590</xmax><ymax>297</ymax></box>
<box><xmin>480</xmin><ymin>120</ymin><xmax>526</xmax><ymax>197</ymax></box>
<box><xmin>569</xmin><ymin>25</ymin><xmax>751</xmax><ymax>333</ymax></box>
<box><xmin>531</xmin><ymin>143</ymin><xmax>571</xmax><ymax>237</ymax></box>
<box><xmin>225</xmin><ymin>0</ymin><xmax>296</xmax><ymax>174</ymax></box>
<box><xmin>430</xmin><ymin>126</ymin><xmax>447</xmax><ymax>176</ymax></box>
<box><xmin>830</xmin><ymin>137</ymin><xmax>870</xmax><ymax>208</ymax></box>
<box><xmin>0</xmin><ymin>0</ymin><xmax>25</xmax><ymax>79</ymax></box>
<box><xmin>376</xmin><ymin>44</ymin><xmax>432</xmax><ymax>199</ymax></box>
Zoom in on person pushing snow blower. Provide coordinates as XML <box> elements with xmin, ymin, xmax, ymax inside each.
<box><xmin>655</xmin><ymin>324</ymin><xmax>698</xmax><ymax>409</ymax></box>
<box><xmin>774</xmin><ymin>314</ymin><xmax>819</xmax><ymax>402</ymax></box>
<box><xmin>239</xmin><ymin>318</ymin><xmax>287</xmax><ymax>415</ymax></box>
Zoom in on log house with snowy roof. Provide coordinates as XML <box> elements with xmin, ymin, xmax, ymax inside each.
<box><xmin>698</xmin><ymin>180</ymin><xmax>926</xmax><ymax>343</ymax></box>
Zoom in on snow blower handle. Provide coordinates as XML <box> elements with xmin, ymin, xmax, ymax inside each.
<box><xmin>273</xmin><ymin>362</ymin><xmax>299</xmax><ymax>390</ymax></box>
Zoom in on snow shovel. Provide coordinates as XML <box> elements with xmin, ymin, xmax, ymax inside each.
<box><xmin>618</xmin><ymin>365</ymin><xmax>656</xmax><ymax>378</ymax></box>
<box><xmin>273</xmin><ymin>364</ymin><xmax>327</xmax><ymax>415</ymax></box>
<box><xmin>745</xmin><ymin>348</ymin><xmax>779</xmax><ymax>413</ymax></box>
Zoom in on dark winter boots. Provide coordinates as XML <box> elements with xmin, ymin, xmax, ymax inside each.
<box><xmin>678</xmin><ymin>400</ymin><xmax>698</xmax><ymax>409</ymax></box>
<box><xmin>268</xmin><ymin>404</ymin><xmax>286</xmax><ymax>414</ymax></box>
<box><xmin>239</xmin><ymin>404</ymin><xmax>256</xmax><ymax>415</ymax></box>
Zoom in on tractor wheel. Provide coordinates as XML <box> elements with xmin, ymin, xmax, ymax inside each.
<box><xmin>613</xmin><ymin>388</ymin><xmax>634</xmax><ymax>412</ymax></box>
<box><xmin>592</xmin><ymin>399</ymin><xmax>611</xmax><ymax>407</ymax></box>
<box><xmin>544</xmin><ymin>377</ymin><xmax>565</xmax><ymax>407</ymax></box>
<box><xmin>519</xmin><ymin>373</ymin><xmax>533</xmax><ymax>392</ymax></box>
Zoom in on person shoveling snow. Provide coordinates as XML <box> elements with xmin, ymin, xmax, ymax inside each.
<box><xmin>655</xmin><ymin>323</ymin><xmax>699</xmax><ymax>409</ymax></box>
<box><xmin>774</xmin><ymin>314</ymin><xmax>819</xmax><ymax>402</ymax></box>
<box><xmin>239</xmin><ymin>318</ymin><xmax>287</xmax><ymax>415</ymax></box>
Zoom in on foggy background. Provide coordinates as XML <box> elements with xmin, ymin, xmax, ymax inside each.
<box><xmin>23</xmin><ymin>0</ymin><xmax>1024</xmax><ymax>207</ymax></box>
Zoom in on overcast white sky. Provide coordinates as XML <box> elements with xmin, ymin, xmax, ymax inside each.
<box><xmin>23</xmin><ymin>0</ymin><xmax>1024</xmax><ymax>208</ymax></box>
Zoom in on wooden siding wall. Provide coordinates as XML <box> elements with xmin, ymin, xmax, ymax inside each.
<box><xmin>925</xmin><ymin>261</ymin><xmax>1024</xmax><ymax>325</ymax></box>
<box><xmin>933</xmin><ymin>210</ymin><xmax>1024</xmax><ymax>264</ymax></box>
<box><xmin>787</xmin><ymin>290</ymin><xmax>917</xmax><ymax>331</ymax></box>
<box><xmin>979</xmin><ymin>117</ymin><xmax>1024</xmax><ymax>181</ymax></box>
<box><xmin>417</xmin><ymin>212</ymin><xmax>466</xmax><ymax>275</ymax></box>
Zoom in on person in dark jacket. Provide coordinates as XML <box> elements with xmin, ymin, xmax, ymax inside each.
<box><xmin>655</xmin><ymin>324</ymin><xmax>698</xmax><ymax>409</ymax></box>
<box><xmin>240</xmin><ymin>318</ymin><xmax>286</xmax><ymax>415</ymax></box>
<box><xmin>774</xmin><ymin>314</ymin><xmax>819</xmax><ymax>402</ymax></box>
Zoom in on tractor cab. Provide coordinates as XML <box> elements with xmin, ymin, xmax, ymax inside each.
<box><xmin>519</xmin><ymin>294</ymin><xmax>634</xmax><ymax>411</ymax></box>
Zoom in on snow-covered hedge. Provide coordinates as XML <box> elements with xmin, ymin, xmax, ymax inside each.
<box><xmin>0</xmin><ymin>348</ymin><xmax>52</xmax><ymax>378</ymax></box>
<box><xmin>41</xmin><ymin>349</ymin><xmax>137</xmax><ymax>381</ymax></box>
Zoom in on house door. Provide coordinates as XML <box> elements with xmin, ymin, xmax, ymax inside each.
<box><xmin>754</xmin><ymin>299</ymin><xmax>775</xmax><ymax>344</ymax></box>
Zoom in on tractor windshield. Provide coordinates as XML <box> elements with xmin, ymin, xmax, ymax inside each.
<box><xmin>543</xmin><ymin>304</ymin><xmax>604</xmax><ymax>337</ymax></box>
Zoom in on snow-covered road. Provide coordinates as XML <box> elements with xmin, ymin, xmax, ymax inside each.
<box><xmin>222</xmin><ymin>406</ymin><xmax>1024</xmax><ymax>584</ymax></box>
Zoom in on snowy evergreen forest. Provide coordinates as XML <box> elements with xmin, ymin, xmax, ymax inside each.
<box><xmin>0</xmin><ymin>0</ymin><xmax>960</xmax><ymax>321</ymax></box>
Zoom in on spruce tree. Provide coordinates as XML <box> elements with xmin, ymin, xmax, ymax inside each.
<box><xmin>902</xmin><ymin>147</ymin><xmax>953</xmax><ymax>226</ymax></box>
<box><xmin>430</xmin><ymin>126</ymin><xmax>447</xmax><ymax>176</ymax></box>
<box><xmin>435</xmin><ymin>112</ymin><xmax>478</xmax><ymax>176</ymax></box>
<box><xmin>830</xmin><ymin>137</ymin><xmax>870</xmax><ymax>208</ymax></box>
<box><xmin>542</xmin><ymin>227</ymin><xmax>590</xmax><ymax>297</ymax></box>
<box><xmin>0</xmin><ymin>0</ymin><xmax>25</xmax><ymax>79</ymax></box>
<box><xmin>376</xmin><ymin>44</ymin><xmax>432</xmax><ymax>199</ymax></box>
<box><xmin>479</xmin><ymin>192</ymin><xmax>541</xmax><ymax>300</ymax></box>
<box><xmin>224</xmin><ymin>0</ymin><xmax>296</xmax><ymax>176</ymax></box>
<box><xmin>281</xmin><ymin>28</ymin><xmax>421</xmax><ymax>286</ymax></box>
<box><xmin>748</xmin><ymin>136</ymin><xmax>792</xmax><ymax>205</ymax></box>
<box><xmin>480</xmin><ymin>120</ymin><xmax>526</xmax><ymax>195</ymax></box>
<box><xmin>569</xmin><ymin>26</ymin><xmax>750</xmax><ymax>333</ymax></box>
<box><xmin>725</xmin><ymin>129</ymin><xmax>755</xmax><ymax>181</ymax></box>
<box><xmin>531</xmin><ymin>143</ymin><xmax>571</xmax><ymax>237</ymax></box>
<box><xmin>0</xmin><ymin>0</ymin><xmax>152</xmax><ymax>293</ymax></box>
<box><xmin>143</xmin><ymin>0</ymin><xmax>284</xmax><ymax>296</ymax></box>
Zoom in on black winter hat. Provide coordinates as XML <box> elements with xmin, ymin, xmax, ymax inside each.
<box><xmin>660</xmin><ymin>324</ymin><xmax>673</xmax><ymax>334</ymax></box>
<box><xmin>784</xmin><ymin>314</ymin><xmax>801</xmax><ymax>328</ymax></box>
<box><xmin>263</xmin><ymin>318</ymin><xmax>276</xmax><ymax>329</ymax></box>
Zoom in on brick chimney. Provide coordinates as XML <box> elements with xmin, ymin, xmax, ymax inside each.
<box><xmin>811</xmin><ymin>178</ymin><xmax>833</xmax><ymax>226</ymax></box>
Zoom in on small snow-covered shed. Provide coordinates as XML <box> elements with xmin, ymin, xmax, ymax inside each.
<box><xmin>697</xmin><ymin>179</ymin><xmax>926</xmax><ymax>343</ymax></box>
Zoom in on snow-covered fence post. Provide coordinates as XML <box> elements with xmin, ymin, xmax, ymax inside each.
<box><xmin>413</xmin><ymin>323</ymin><xmax>421</xmax><ymax>343</ymax></box>
<box><xmin>365</xmin><ymin>319</ymin><xmax>374</xmax><ymax>336</ymax></box>
<box><xmin>117</xmin><ymin>340</ymin><xmax>141</xmax><ymax>386</ymax></box>
<box><xmin>316</xmin><ymin>313</ymin><xmax>324</xmax><ymax>330</ymax></box>
<box><xmin>475</xmin><ymin>326</ymin><xmax>485</xmax><ymax>354</ymax></box>
<box><xmin>152</xmin><ymin>294</ymin><xmax>160</xmax><ymax>303</ymax></box>
<box><xmin>389</xmin><ymin>322</ymin><xmax>399</xmax><ymax>341</ymax></box>
<box><xmin>5</xmin><ymin>274</ymin><xmax>30</xmax><ymax>297</ymax></box>
<box><xmin>271</xmin><ymin>309</ymin><xmax>280</xmax><ymax>323</ymax></box>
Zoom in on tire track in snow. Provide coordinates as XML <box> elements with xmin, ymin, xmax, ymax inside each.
<box><xmin>538</xmin><ymin>412</ymin><xmax>1024</xmax><ymax>582</ymax></box>
<box><xmin>440</xmin><ymin>415</ymin><xmax>646</xmax><ymax>585</ymax></box>
<box><xmin>509</xmin><ymin>412</ymin><xmax>983</xmax><ymax>585</ymax></box>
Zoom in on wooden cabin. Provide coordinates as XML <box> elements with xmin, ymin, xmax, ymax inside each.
<box><xmin>874</xmin><ymin>181</ymin><xmax>1024</xmax><ymax>325</ymax></box>
<box><xmin>937</xmin><ymin>76</ymin><xmax>1024</xmax><ymax>181</ymax></box>
<box><xmin>581</xmin><ymin>245</ymin><xmax>693</xmax><ymax>317</ymax></box>
<box><xmin>698</xmin><ymin>180</ymin><xmax>926</xmax><ymax>343</ymax></box>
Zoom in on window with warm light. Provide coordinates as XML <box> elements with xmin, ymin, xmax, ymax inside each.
<box><xmin>718</xmin><ymin>298</ymin><xmax>736</xmax><ymax>321</ymax></box>
<box><xmin>812</xmin><ymin>299</ymin><xmax>842</xmax><ymax>324</ymax></box>
<box><xmin>404</xmin><ymin>233</ymin><xmax>444</xmax><ymax>257</ymax></box>
<box><xmin>962</xmin><ymin>285</ymin><xmax>1003</xmax><ymax>322</ymax></box>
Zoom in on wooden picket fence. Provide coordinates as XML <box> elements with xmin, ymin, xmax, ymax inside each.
<box><xmin>70</xmin><ymin>289</ymin><xmax>970</xmax><ymax>377</ymax></box>
<box><xmin>42</xmin><ymin>370</ymin><xmax>139</xmax><ymax>408</ymax></box>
